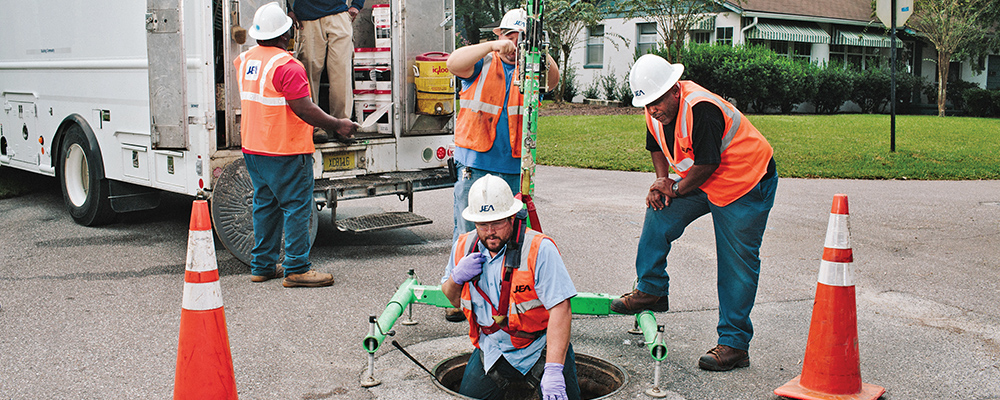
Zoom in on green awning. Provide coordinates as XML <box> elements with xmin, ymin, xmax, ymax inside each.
<box><xmin>746</xmin><ymin>22</ymin><xmax>830</xmax><ymax>44</ymax></box>
<box><xmin>833</xmin><ymin>29</ymin><xmax>904</xmax><ymax>48</ymax></box>
<box><xmin>692</xmin><ymin>17</ymin><xmax>715</xmax><ymax>31</ymax></box>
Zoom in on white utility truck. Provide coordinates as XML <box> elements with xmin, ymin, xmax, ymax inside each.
<box><xmin>0</xmin><ymin>0</ymin><xmax>457</xmax><ymax>264</ymax></box>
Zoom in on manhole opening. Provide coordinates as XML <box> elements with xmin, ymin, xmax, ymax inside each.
<box><xmin>432</xmin><ymin>353</ymin><xmax>627</xmax><ymax>400</ymax></box>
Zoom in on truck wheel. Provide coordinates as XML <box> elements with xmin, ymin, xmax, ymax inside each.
<box><xmin>211</xmin><ymin>157</ymin><xmax>318</xmax><ymax>267</ymax></box>
<box><xmin>59</xmin><ymin>125</ymin><xmax>115</xmax><ymax>226</ymax></box>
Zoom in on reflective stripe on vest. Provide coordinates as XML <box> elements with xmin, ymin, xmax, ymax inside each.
<box><xmin>234</xmin><ymin>45</ymin><xmax>314</xmax><ymax>156</ymax></box>
<box><xmin>644</xmin><ymin>81</ymin><xmax>773</xmax><ymax>207</ymax></box>
<box><xmin>455</xmin><ymin>52</ymin><xmax>524</xmax><ymax>158</ymax></box>
<box><xmin>456</xmin><ymin>230</ymin><xmax>551</xmax><ymax>349</ymax></box>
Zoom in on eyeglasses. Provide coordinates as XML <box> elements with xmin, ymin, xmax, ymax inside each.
<box><xmin>474</xmin><ymin>219</ymin><xmax>509</xmax><ymax>232</ymax></box>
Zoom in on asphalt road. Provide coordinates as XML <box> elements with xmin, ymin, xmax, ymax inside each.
<box><xmin>1</xmin><ymin>165</ymin><xmax>998</xmax><ymax>399</ymax></box>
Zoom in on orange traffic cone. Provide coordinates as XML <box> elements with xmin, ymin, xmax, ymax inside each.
<box><xmin>774</xmin><ymin>194</ymin><xmax>885</xmax><ymax>400</ymax></box>
<box><xmin>174</xmin><ymin>200</ymin><xmax>238</xmax><ymax>399</ymax></box>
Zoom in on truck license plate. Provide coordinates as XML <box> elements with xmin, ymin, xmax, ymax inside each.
<box><xmin>323</xmin><ymin>152</ymin><xmax>355</xmax><ymax>172</ymax></box>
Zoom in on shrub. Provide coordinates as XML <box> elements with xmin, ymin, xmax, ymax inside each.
<box><xmin>559</xmin><ymin>62</ymin><xmax>578</xmax><ymax>103</ymax></box>
<box><xmin>963</xmin><ymin>88</ymin><xmax>1000</xmax><ymax>118</ymax></box>
<box><xmin>813</xmin><ymin>63</ymin><xmax>855</xmax><ymax>114</ymax></box>
<box><xmin>617</xmin><ymin>75</ymin><xmax>634</xmax><ymax>107</ymax></box>
<box><xmin>676</xmin><ymin>44</ymin><xmax>739</xmax><ymax>98</ymax></box>
<box><xmin>600</xmin><ymin>70</ymin><xmax>619</xmax><ymax>101</ymax></box>
<box><xmin>850</xmin><ymin>66</ymin><xmax>892</xmax><ymax>113</ymax></box>
<box><xmin>893</xmin><ymin>65</ymin><xmax>925</xmax><ymax>114</ymax></box>
<box><xmin>583</xmin><ymin>80</ymin><xmax>601</xmax><ymax>100</ymax></box>
<box><xmin>924</xmin><ymin>79</ymin><xmax>979</xmax><ymax>112</ymax></box>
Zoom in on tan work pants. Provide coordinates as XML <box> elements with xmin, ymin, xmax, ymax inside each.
<box><xmin>294</xmin><ymin>12</ymin><xmax>353</xmax><ymax>119</ymax></box>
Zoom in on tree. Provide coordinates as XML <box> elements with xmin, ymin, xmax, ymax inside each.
<box><xmin>455</xmin><ymin>0</ymin><xmax>520</xmax><ymax>45</ymax></box>
<box><xmin>544</xmin><ymin>0</ymin><xmax>608</xmax><ymax>102</ymax></box>
<box><xmin>906</xmin><ymin>0</ymin><xmax>990</xmax><ymax>116</ymax></box>
<box><xmin>616</xmin><ymin>0</ymin><xmax>727</xmax><ymax>63</ymax></box>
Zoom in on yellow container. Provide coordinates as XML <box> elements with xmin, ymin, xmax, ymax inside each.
<box><xmin>414</xmin><ymin>52</ymin><xmax>451</xmax><ymax>78</ymax></box>
<box><xmin>415</xmin><ymin>76</ymin><xmax>454</xmax><ymax>93</ymax></box>
<box><xmin>416</xmin><ymin>91</ymin><xmax>454</xmax><ymax>115</ymax></box>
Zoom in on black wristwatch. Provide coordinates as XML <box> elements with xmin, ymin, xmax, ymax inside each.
<box><xmin>671</xmin><ymin>181</ymin><xmax>679</xmax><ymax>196</ymax></box>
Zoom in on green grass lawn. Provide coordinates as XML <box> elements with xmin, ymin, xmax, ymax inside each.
<box><xmin>538</xmin><ymin>113</ymin><xmax>1000</xmax><ymax>180</ymax></box>
<box><xmin>2</xmin><ymin>114</ymin><xmax>997</xmax><ymax>199</ymax></box>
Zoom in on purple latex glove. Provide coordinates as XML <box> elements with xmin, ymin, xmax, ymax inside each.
<box><xmin>540</xmin><ymin>362</ymin><xmax>567</xmax><ymax>400</ymax></box>
<box><xmin>451</xmin><ymin>252</ymin><xmax>486</xmax><ymax>285</ymax></box>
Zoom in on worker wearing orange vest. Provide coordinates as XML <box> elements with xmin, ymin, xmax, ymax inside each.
<box><xmin>446</xmin><ymin>8</ymin><xmax>560</xmax><ymax>244</ymax></box>
<box><xmin>442</xmin><ymin>8</ymin><xmax>560</xmax><ymax>325</ymax></box>
<box><xmin>611</xmin><ymin>54</ymin><xmax>778</xmax><ymax>372</ymax></box>
<box><xmin>441</xmin><ymin>175</ymin><xmax>579</xmax><ymax>400</ymax></box>
<box><xmin>235</xmin><ymin>2</ymin><xmax>357</xmax><ymax>287</ymax></box>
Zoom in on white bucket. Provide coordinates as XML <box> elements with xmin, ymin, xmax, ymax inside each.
<box><xmin>372</xmin><ymin>67</ymin><xmax>391</xmax><ymax>91</ymax></box>
<box><xmin>372</xmin><ymin>4</ymin><xmax>390</xmax><ymax>24</ymax></box>
<box><xmin>353</xmin><ymin>47</ymin><xmax>376</xmax><ymax>67</ymax></box>
<box><xmin>354</xmin><ymin>90</ymin><xmax>377</xmax><ymax>132</ymax></box>
<box><xmin>373</xmin><ymin>47</ymin><xmax>390</xmax><ymax>67</ymax></box>
<box><xmin>353</xmin><ymin>66</ymin><xmax>375</xmax><ymax>90</ymax></box>
<box><xmin>373</xmin><ymin>4</ymin><xmax>391</xmax><ymax>48</ymax></box>
<box><xmin>374</xmin><ymin>90</ymin><xmax>392</xmax><ymax>134</ymax></box>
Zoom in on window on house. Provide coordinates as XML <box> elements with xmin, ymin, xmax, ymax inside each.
<box><xmin>691</xmin><ymin>31</ymin><xmax>712</xmax><ymax>44</ymax></box>
<box><xmin>586</xmin><ymin>25</ymin><xmax>605</xmax><ymax>67</ymax></box>
<box><xmin>636</xmin><ymin>23</ymin><xmax>658</xmax><ymax>55</ymax></box>
<box><xmin>716</xmin><ymin>27</ymin><xmax>733</xmax><ymax>46</ymax></box>
<box><xmin>830</xmin><ymin>45</ymin><xmax>884</xmax><ymax>70</ymax></box>
<box><xmin>793</xmin><ymin>42</ymin><xmax>812</xmax><ymax>63</ymax></box>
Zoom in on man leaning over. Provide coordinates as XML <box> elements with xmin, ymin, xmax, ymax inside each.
<box><xmin>611</xmin><ymin>54</ymin><xmax>777</xmax><ymax>371</ymax></box>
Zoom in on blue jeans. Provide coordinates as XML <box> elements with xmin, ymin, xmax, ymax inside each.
<box><xmin>459</xmin><ymin>345</ymin><xmax>581</xmax><ymax>400</ymax></box>
<box><xmin>635</xmin><ymin>174</ymin><xmax>777</xmax><ymax>351</ymax></box>
<box><xmin>452</xmin><ymin>161</ymin><xmax>520</xmax><ymax>243</ymax></box>
<box><xmin>243</xmin><ymin>153</ymin><xmax>315</xmax><ymax>276</ymax></box>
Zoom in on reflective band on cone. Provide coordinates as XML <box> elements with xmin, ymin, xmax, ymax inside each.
<box><xmin>174</xmin><ymin>200</ymin><xmax>237</xmax><ymax>400</ymax></box>
<box><xmin>774</xmin><ymin>194</ymin><xmax>884</xmax><ymax>400</ymax></box>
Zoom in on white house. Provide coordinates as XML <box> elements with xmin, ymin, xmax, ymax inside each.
<box><xmin>568</xmin><ymin>0</ymin><xmax>999</xmax><ymax>111</ymax></box>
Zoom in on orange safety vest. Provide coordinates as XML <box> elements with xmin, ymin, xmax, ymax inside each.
<box><xmin>645</xmin><ymin>81</ymin><xmax>773</xmax><ymax>207</ymax></box>
<box><xmin>455</xmin><ymin>229</ymin><xmax>551</xmax><ymax>349</ymax></box>
<box><xmin>455</xmin><ymin>51</ymin><xmax>524</xmax><ymax>158</ymax></box>
<box><xmin>234</xmin><ymin>45</ymin><xmax>315</xmax><ymax>156</ymax></box>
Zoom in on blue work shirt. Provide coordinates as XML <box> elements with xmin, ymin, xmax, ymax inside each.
<box><xmin>441</xmin><ymin>235</ymin><xmax>577</xmax><ymax>374</ymax></box>
<box><xmin>454</xmin><ymin>59</ymin><xmax>521</xmax><ymax>175</ymax></box>
<box><xmin>291</xmin><ymin>0</ymin><xmax>366</xmax><ymax>21</ymax></box>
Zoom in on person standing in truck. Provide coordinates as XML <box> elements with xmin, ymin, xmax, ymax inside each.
<box><xmin>288</xmin><ymin>0</ymin><xmax>364</xmax><ymax>143</ymax></box>
<box><xmin>235</xmin><ymin>2</ymin><xmax>357</xmax><ymax>287</ymax></box>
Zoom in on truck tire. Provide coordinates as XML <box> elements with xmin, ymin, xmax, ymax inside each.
<box><xmin>59</xmin><ymin>124</ymin><xmax>115</xmax><ymax>226</ymax></box>
<box><xmin>211</xmin><ymin>157</ymin><xmax>318</xmax><ymax>267</ymax></box>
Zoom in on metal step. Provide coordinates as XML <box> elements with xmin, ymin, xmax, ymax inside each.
<box><xmin>335</xmin><ymin>211</ymin><xmax>432</xmax><ymax>233</ymax></box>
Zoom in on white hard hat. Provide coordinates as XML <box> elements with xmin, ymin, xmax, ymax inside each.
<box><xmin>462</xmin><ymin>174</ymin><xmax>524</xmax><ymax>223</ymax></box>
<box><xmin>629</xmin><ymin>54</ymin><xmax>685</xmax><ymax>107</ymax></box>
<box><xmin>248</xmin><ymin>2</ymin><xmax>293</xmax><ymax>40</ymax></box>
<box><xmin>493</xmin><ymin>8</ymin><xmax>527</xmax><ymax>36</ymax></box>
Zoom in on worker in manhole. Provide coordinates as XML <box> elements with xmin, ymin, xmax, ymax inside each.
<box><xmin>441</xmin><ymin>175</ymin><xmax>580</xmax><ymax>399</ymax></box>
<box><xmin>610</xmin><ymin>54</ymin><xmax>777</xmax><ymax>371</ymax></box>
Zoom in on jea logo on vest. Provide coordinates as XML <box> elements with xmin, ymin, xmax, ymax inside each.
<box><xmin>513</xmin><ymin>284</ymin><xmax>533</xmax><ymax>293</ymax></box>
<box><xmin>244</xmin><ymin>60</ymin><xmax>261</xmax><ymax>81</ymax></box>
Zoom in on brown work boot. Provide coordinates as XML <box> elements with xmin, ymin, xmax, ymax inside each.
<box><xmin>282</xmin><ymin>270</ymin><xmax>335</xmax><ymax>288</ymax></box>
<box><xmin>313</xmin><ymin>128</ymin><xmax>329</xmax><ymax>144</ymax></box>
<box><xmin>444</xmin><ymin>308</ymin><xmax>466</xmax><ymax>322</ymax></box>
<box><xmin>610</xmin><ymin>289</ymin><xmax>669</xmax><ymax>314</ymax></box>
<box><xmin>250</xmin><ymin>265</ymin><xmax>284</xmax><ymax>283</ymax></box>
<box><xmin>698</xmin><ymin>344</ymin><xmax>750</xmax><ymax>371</ymax></box>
